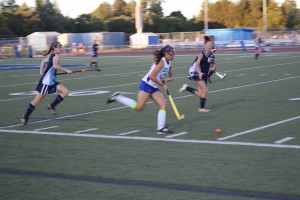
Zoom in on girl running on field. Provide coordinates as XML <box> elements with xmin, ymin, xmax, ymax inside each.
<box><xmin>179</xmin><ymin>36</ymin><xmax>214</xmax><ymax>112</ymax></box>
<box><xmin>21</xmin><ymin>41</ymin><xmax>72</xmax><ymax>125</ymax></box>
<box><xmin>106</xmin><ymin>45</ymin><xmax>176</xmax><ymax>134</ymax></box>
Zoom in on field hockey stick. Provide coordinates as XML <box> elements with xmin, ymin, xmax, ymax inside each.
<box><xmin>55</xmin><ymin>68</ymin><xmax>101</xmax><ymax>75</ymax></box>
<box><xmin>166</xmin><ymin>89</ymin><xmax>185</xmax><ymax>120</ymax></box>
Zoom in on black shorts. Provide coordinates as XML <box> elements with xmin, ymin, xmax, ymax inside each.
<box><xmin>36</xmin><ymin>81</ymin><xmax>60</xmax><ymax>95</ymax></box>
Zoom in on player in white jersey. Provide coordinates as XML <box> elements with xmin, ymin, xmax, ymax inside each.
<box><xmin>107</xmin><ymin>45</ymin><xmax>176</xmax><ymax>134</ymax></box>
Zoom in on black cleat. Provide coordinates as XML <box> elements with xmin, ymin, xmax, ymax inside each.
<box><xmin>20</xmin><ymin>116</ymin><xmax>29</xmax><ymax>125</ymax></box>
<box><xmin>157</xmin><ymin>127</ymin><xmax>174</xmax><ymax>135</ymax></box>
<box><xmin>208</xmin><ymin>77</ymin><xmax>212</xmax><ymax>83</ymax></box>
<box><xmin>47</xmin><ymin>105</ymin><xmax>56</xmax><ymax>116</ymax></box>
<box><xmin>106</xmin><ymin>92</ymin><xmax>120</xmax><ymax>104</ymax></box>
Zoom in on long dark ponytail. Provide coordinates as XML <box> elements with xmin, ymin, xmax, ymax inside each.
<box><xmin>42</xmin><ymin>41</ymin><xmax>61</xmax><ymax>56</ymax></box>
<box><xmin>153</xmin><ymin>45</ymin><xmax>174</xmax><ymax>64</ymax></box>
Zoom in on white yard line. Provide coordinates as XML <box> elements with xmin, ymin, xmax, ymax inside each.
<box><xmin>217</xmin><ymin>116</ymin><xmax>300</xmax><ymax>141</ymax></box>
<box><xmin>0</xmin><ymin>129</ymin><xmax>300</xmax><ymax>149</ymax></box>
<box><xmin>34</xmin><ymin>126</ymin><xmax>59</xmax><ymax>131</ymax></box>
<box><xmin>289</xmin><ymin>98</ymin><xmax>300</xmax><ymax>101</ymax></box>
<box><xmin>274</xmin><ymin>137</ymin><xmax>295</xmax><ymax>144</ymax></box>
<box><xmin>1</xmin><ymin>76</ymin><xmax>300</xmax><ymax>129</ymax></box>
<box><xmin>165</xmin><ymin>132</ymin><xmax>188</xmax><ymax>138</ymax></box>
<box><xmin>74</xmin><ymin>128</ymin><xmax>99</xmax><ymax>133</ymax></box>
<box><xmin>118</xmin><ymin>130</ymin><xmax>141</xmax><ymax>135</ymax></box>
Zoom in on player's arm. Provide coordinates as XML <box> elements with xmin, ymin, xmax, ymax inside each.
<box><xmin>195</xmin><ymin>53</ymin><xmax>204</xmax><ymax>78</ymax></box>
<box><xmin>53</xmin><ymin>55</ymin><xmax>72</xmax><ymax>74</ymax></box>
<box><xmin>40</xmin><ymin>57</ymin><xmax>48</xmax><ymax>75</ymax></box>
<box><xmin>164</xmin><ymin>62</ymin><xmax>174</xmax><ymax>83</ymax></box>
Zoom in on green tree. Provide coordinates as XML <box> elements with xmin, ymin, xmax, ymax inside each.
<box><xmin>169</xmin><ymin>11</ymin><xmax>186</xmax><ymax>20</ymax></box>
<box><xmin>75</xmin><ymin>14</ymin><xmax>105</xmax><ymax>33</ymax></box>
<box><xmin>113</xmin><ymin>0</ymin><xmax>128</xmax><ymax>17</ymax></box>
<box><xmin>91</xmin><ymin>2</ymin><xmax>112</xmax><ymax>22</ymax></box>
<box><xmin>107</xmin><ymin>16</ymin><xmax>135</xmax><ymax>32</ymax></box>
<box><xmin>281</xmin><ymin>0</ymin><xmax>298</xmax><ymax>28</ymax></box>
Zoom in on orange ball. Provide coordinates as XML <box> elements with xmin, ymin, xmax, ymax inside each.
<box><xmin>215</xmin><ymin>129</ymin><xmax>222</xmax><ymax>134</ymax></box>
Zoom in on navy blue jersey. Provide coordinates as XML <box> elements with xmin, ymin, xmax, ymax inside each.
<box><xmin>92</xmin><ymin>43</ymin><xmax>98</xmax><ymax>57</ymax></box>
<box><xmin>192</xmin><ymin>51</ymin><xmax>213</xmax><ymax>75</ymax></box>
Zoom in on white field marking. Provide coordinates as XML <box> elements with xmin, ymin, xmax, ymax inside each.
<box><xmin>274</xmin><ymin>137</ymin><xmax>295</xmax><ymax>144</ymax></box>
<box><xmin>237</xmin><ymin>74</ymin><xmax>246</xmax><ymax>76</ymax></box>
<box><xmin>0</xmin><ymin>129</ymin><xmax>300</xmax><ymax>149</ymax></box>
<box><xmin>0</xmin><ymin>106</ymin><xmax>128</xmax><ymax>129</ymax></box>
<box><xmin>165</xmin><ymin>132</ymin><xmax>188</xmax><ymax>138</ymax></box>
<box><xmin>289</xmin><ymin>98</ymin><xmax>300</xmax><ymax>101</ymax></box>
<box><xmin>1</xmin><ymin>76</ymin><xmax>300</xmax><ymax>128</ymax></box>
<box><xmin>74</xmin><ymin>128</ymin><xmax>99</xmax><ymax>133</ymax></box>
<box><xmin>119</xmin><ymin>73</ymin><xmax>130</xmax><ymax>76</ymax></box>
<box><xmin>0</xmin><ymin>70</ymin><xmax>147</xmax><ymax>88</ymax></box>
<box><xmin>259</xmin><ymin>74</ymin><xmax>267</xmax><ymax>76</ymax></box>
<box><xmin>2</xmin><ymin>74</ymin><xmax>300</xmax><ymax>103</ymax></box>
<box><xmin>34</xmin><ymin>126</ymin><xmax>59</xmax><ymax>131</ymax></box>
<box><xmin>2</xmin><ymin>60</ymin><xmax>300</xmax><ymax>89</ymax></box>
<box><xmin>118</xmin><ymin>130</ymin><xmax>141</xmax><ymax>136</ymax></box>
<box><xmin>217</xmin><ymin>116</ymin><xmax>300</xmax><ymax>141</ymax></box>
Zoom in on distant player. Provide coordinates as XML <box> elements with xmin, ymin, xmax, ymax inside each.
<box><xmin>254</xmin><ymin>34</ymin><xmax>264</xmax><ymax>60</ymax></box>
<box><xmin>20</xmin><ymin>41</ymin><xmax>72</xmax><ymax>125</ymax></box>
<box><xmin>106</xmin><ymin>45</ymin><xmax>176</xmax><ymax>134</ymax></box>
<box><xmin>179</xmin><ymin>36</ymin><xmax>213</xmax><ymax>112</ymax></box>
<box><xmin>90</xmin><ymin>40</ymin><xmax>99</xmax><ymax>69</ymax></box>
<box><xmin>207</xmin><ymin>35</ymin><xmax>226</xmax><ymax>82</ymax></box>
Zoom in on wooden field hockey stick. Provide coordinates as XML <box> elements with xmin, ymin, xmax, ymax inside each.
<box><xmin>166</xmin><ymin>89</ymin><xmax>185</xmax><ymax>120</ymax></box>
<box><xmin>55</xmin><ymin>68</ymin><xmax>101</xmax><ymax>75</ymax></box>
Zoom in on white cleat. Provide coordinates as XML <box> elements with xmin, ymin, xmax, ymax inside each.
<box><xmin>106</xmin><ymin>92</ymin><xmax>120</xmax><ymax>104</ymax></box>
<box><xmin>199</xmin><ymin>108</ymin><xmax>210</xmax><ymax>113</ymax></box>
<box><xmin>179</xmin><ymin>84</ymin><xmax>188</xmax><ymax>92</ymax></box>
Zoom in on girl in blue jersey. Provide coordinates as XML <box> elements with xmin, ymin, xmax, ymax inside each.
<box><xmin>20</xmin><ymin>41</ymin><xmax>72</xmax><ymax>125</ymax></box>
<box><xmin>90</xmin><ymin>40</ymin><xmax>99</xmax><ymax>68</ymax></box>
<box><xmin>106</xmin><ymin>45</ymin><xmax>175</xmax><ymax>134</ymax></box>
<box><xmin>179</xmin><ymin>36</ymin><xmax>213</xmax><ymax>112</ymax></box>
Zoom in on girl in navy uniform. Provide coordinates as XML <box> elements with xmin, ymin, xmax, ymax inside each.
<box><xmin>106</xmin><ymin>45</ymin><xmax>175</xmax><ymax>134</ymax></box>
<box><xmin>207</xmin><ymin>35</ymin><xmax>226</xmax><ymax>82</ymax></box>
<box><xmin>90</xmin><ymin>40</ymin><xmax>99</xmax><ymax>68</ymax></box>
<box><xmin>20</xmin><ymin>41</ymin><xmax>72</xmax><ymax>125</ymax></box>
<box><xmin>179</xmin><ymin>36</ymin><xmax>213</xmax><ymax>112</ymax></box>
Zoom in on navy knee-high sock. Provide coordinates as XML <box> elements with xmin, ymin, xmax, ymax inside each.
<box><xmin>50</xmin><ymin>95</ymin><xmax>64</xmax><ymax>108</ymax></box>
<box><xmin>24</xmin><ymin>103</ymin><xmax>35</xmax><ymax>118</ymax></box>
<box><xmin>186</xmin><ymin>86</ymin><xmax>196</xmax><ymax>94</ymax></box>
<box><xmin>200</xmin><ymin>98</ymin><xmax>206</xmax><ymax>109</ymax></box>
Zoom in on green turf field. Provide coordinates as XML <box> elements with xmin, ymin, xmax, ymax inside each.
<box><xmin>1</xmin><ymin>51</ymin><xmax>300</xmax><ymax>200</ymax></box>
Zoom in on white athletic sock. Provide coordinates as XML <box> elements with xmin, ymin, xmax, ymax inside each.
<box><xmin>115</xmin><ymin>95</ymin><xmax>137</xmax><ymax>109</ymax></box>
<box><xmin>157</xmin><ymin>109</ymin><xmax>166</xmax><ymax>130</ymax></box>
<box><xmin>215</xmin><ymin>71</ymin><xmax>224</xmax><ymax>79</ymax></box>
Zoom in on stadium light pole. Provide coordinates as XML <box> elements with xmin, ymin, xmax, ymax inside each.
<box><xmin>204</xmin><ymin>0</ymin><xmax>208</xmax><ymax>34</ymax></box>
<box><xmin>135</xmin><ymin>0</ymin><xmax>143</xmax><ymax>48</ymax></box>
<box><xmin>263</xmin><ymin>0</ymin><xmax>267</xmax><ymax>38</ymax></box>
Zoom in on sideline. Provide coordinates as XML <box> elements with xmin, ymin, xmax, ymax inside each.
<box><xmin>0</xmin><ymin>129</ymin><xmax>300</xmax><ymax>149</ymax></box>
